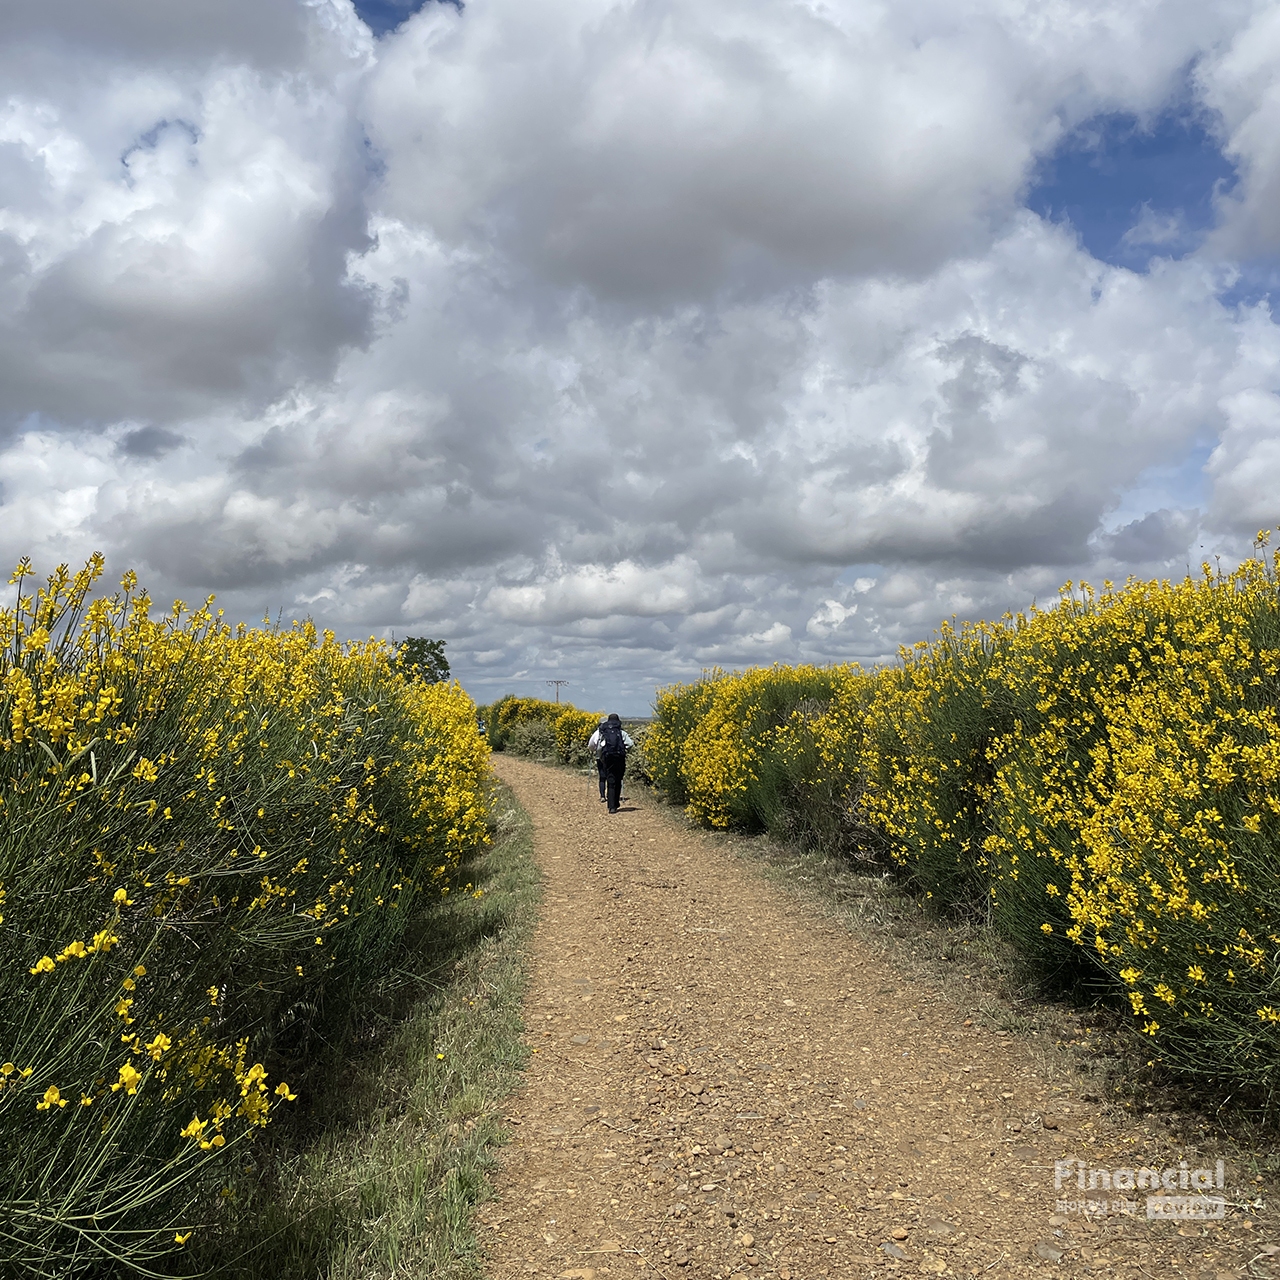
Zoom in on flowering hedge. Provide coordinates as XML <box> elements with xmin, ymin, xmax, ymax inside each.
<box><xmin>482</xmin><ymin>695</ymin><xmax>601</xmax><ymax>766</ymax></box>
<box><xmin>554</xmin><ymin>707</ymin><xmax>603</xmax><ymax>766</ymax></box>
<box><xmin>0</xmin><ymin>557</ymin><xmax>489</xmax><ymax>1275</ymax></box>
<box><xmin>648</xmin><ymin>541</ymin><xmax>1280</xmax><ymax>1090</ymax></box>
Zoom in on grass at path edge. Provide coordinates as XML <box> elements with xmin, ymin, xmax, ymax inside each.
<box><xmin>184</xmin><ymin>779</ymin><xmax>540</xmax><ymax>1280</ymax></box>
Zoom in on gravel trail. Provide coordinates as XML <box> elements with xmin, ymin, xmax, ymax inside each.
<box><xmin>481</xmin><ymin>755</ymin><xmax>1272</xmax><ymax>1280</ymax></box>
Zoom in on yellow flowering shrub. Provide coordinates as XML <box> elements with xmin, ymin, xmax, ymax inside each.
<box><xmin>860</xmin><ymin>619</ymin><xmax>1012</xmax><ymax>910</ymax></box>
<box><xmin>482</xmin><ymin>695</ymin><xmax>603</xmax><ymax>766</ymax></box>
<box><xmin>483</xmin><ymin>695</ymin><xmax>557</xmax><ymax>752</ymax></box>
<box><xmin>650</xmin><ymin>539</ymin><xmax>1280</xmax><ymax>1090</ymax></box>
<box><xmin>0</xmin><ymin>557</ymin><xmax>489</xmax><ymax>1274</ymax></box>
<box><xmin>555</xmin><ymin>707</ymin><xmax>603</xmax><ymax>766</ymax></box>
<box><xmin>652</xmin><ymin>665</ymin><xmax>873</xmax><ymax>849</ymax></box>
<box><xmin>984</xmin><ymin>550</ymin><xmax>1280</xmax><ymax>1080</ymax></box>
<box><xmin>645</xmin><ymin>675</ymin><xmax>726</xmax><ymax>805</ymax></box>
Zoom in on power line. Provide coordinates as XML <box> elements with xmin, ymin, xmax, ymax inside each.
<box><xmin>545</xmin><ymin>679</ymin><xmax>569</xmax><ymax>704</ymax></box>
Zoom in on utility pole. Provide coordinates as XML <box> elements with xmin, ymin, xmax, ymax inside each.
<box><xmin>546</xmin><ymin>679</ymin><xmax>568</xmax><ymax>704</ymax></box>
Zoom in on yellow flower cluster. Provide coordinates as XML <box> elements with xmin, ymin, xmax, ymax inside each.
<box><xmin>0</xmin><ymin>557</ymin><xmax>490</xmax><ymax>1273</ymax></box>
<box><xmin>648</xmin><ymin>664</ymin><xmax>876</xmax><ymax>853</ymax></box>
<box><xmin>648</xmin><ymin>665</ymin><xmax>863</xmax><ymax>832</ymax></box>
<box><xmin>554</xmin><ymin>707</ymin><xmax>604</xmax><ymax>763</ymax></box>
<box><xmin>651</xmin><ymin>539</ymin><xmax>1280</xmax><ymax>1089</ymax></box>
<box><xmin>482</xmin><ymin>694</ymin><xmax>603</xmax><ymax>766</ymax></box>
<box><xmin>978</xmin><ymin>548</ymin><xmax>1280</xmax><ymax>1078</ymax></box>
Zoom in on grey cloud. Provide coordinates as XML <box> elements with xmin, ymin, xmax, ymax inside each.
<box><xmin>47</xmin><ymin>212</ymin><xmax>1259</xmax><ymax>685</ymax></box>
<box><xmin>0</xmin><ymin>7</ymin><xmax>375</xmax><ymax>432</ymax></box>
<box><xmin>1205</xmin><ymin>384</ymin><xmax>1280</xmax><ymax>538</ymax></box>
<box><xmin>118</xmin><ymin>425</ymin><xmax>185</xmax><ymax>458</ymax></box>
<box><xmin>1</xmin><ymin>0</ymin><xmax>311</xmax><ymax>65</ymax></box>
<box><xmin>79</xmin><ymin>213</ymin><xmax>1257</xmax><ymax>669</ymax></box>
<box><xmin>1199</xmin><ymin>8</ymin><xmax>1280</xmax><ymax>258</ymax></box>
<box><xmin>1095</xmin><ymin>508</ymin><xmax>1201</xmax><ymax>563</ymax></box>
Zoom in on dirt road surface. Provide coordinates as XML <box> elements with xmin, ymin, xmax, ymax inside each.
<box><xmin>481</xmin><ymin>755</ymin><xmax>1274</xmax><ymax>1280</ymax></box>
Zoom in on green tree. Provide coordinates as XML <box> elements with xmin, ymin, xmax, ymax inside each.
<box><xmin>397</xmin><ymin>636</ymin><xmax>450</xmax><ymax>683</ymax></box>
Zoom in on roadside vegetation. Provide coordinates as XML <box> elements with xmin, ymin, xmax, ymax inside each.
<box><xmin>186</xmin><ymin>784</ymin><xmax>540</xmax><ymax>1280</ymax></box>
<box><xmin>479</xmin><ymin>695</ymin><xmax>600</xmax><ymax>767</ymax></box>
<box><xmin>0</xmin><ymin>558</ymin><xmax>502</xmax><ymax>1277</ymax></box>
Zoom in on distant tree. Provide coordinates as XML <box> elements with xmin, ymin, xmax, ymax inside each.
<box><xmin>397</xmin><ymin>637</ymin><xmax>450</xmax><ymax>684</ymax></box>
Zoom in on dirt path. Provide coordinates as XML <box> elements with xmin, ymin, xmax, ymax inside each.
<box><xmin>480</xmin><ymin>756</ymin><xmax>1272</xmax><ymax>1280</ymax></box>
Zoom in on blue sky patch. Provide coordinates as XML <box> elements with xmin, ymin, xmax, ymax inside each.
<box><xmin>1103</xmin><ymin>439</ymin><xmax>1213</xmax><ymax>531</ymax></box>
<box><xmin>1029</xmin><ymin>111</ymin><xmax>1236</xmax><ymax>269</ymax></box>
<box><xmin>354</xmin><ymin>0</ymin><xmax>449</xmax><ymax>36</ymax></box>
<box><xmin>1214</xmin><ymin>259</ymin><xmax>1280</xmax><ymax>312</ymax></box>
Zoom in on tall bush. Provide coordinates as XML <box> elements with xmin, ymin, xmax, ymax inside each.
<box><xmin>680</xmin><ymin>666</ymin><xmax>847</xmax><ymax>834</ymax></box>
<box><xmin>0</xmin><ymin>558</ymin><xmax>490</xmax><ymax>1275</ymax></box>
<box><xmin>482</xmin><ymin>695</ymin><xmax>562</xmax><ymax>751</ymax></box>
<box><xmin>555</xmin><ymin>707</ymin><xmax>602</xmax><ymax>766</ymax></box>
<box><xmin>480</xmin><ymin>695</ymin><xmax>602</xmax><ymax>766</ymax></box>
<box><xmin>861</xmin><ymin>620</ymin><xmax>1014</xmax><ymax>912</ymax></box>
<box><xmin>645</xmin><ymin>676</ymin><xmax>726</xmax><ymax>805</ymax></box>
<box><xmin>647</xmin><ymin>666</ymin><xmax>878</xmax><ymax>853</ymax></box>
<box><xmin>985</xmin><ymin>560</ymin><xmax>1280</xmax><ymax>1079</ymax></box>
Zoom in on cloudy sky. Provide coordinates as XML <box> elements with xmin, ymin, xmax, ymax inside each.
<box><xmin>2</xmin><ymin>0</ymin><xmax>1279</xmax><ymax>711</ymax></box>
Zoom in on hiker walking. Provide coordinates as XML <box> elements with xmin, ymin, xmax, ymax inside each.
<box><xmin>596</xmin><ymin>713</ymin><xmax>633</xmax><ymax>814</ymax></box>
<box><xmin>586</xmin><ymin>716</ymin><xmax>609</xmax><ymax>802</ymax></box>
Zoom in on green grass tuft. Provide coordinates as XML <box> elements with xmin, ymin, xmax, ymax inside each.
<box><xmin>184</xmin><ymin>782</ymin><xmax>540</xmax><ymax>1280</ymax></box>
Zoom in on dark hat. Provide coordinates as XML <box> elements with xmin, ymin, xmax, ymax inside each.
<box><xmin>607</xmin><ymin>712</ymin><xmax>621</xmax><ymax>724</ymax></box>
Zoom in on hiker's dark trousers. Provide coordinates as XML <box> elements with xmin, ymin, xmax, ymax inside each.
<box><xmin>604</xmin><ymin>754</ymin><xmax>626</xmax><ymax>813</ymax></box>
<box><xmin>596</xmin><ymin>758</ymin><xmax>607</xmax><ymax>799</ymax></box>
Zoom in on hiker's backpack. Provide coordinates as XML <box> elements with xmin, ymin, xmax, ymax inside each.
<box><xmin>600</xmin><ymin>723</ymin><xmax>626</xmax><ymax>757</ymax></box>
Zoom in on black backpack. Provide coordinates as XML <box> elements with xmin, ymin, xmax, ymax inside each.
<box><xmin>600</xmin><ymin>723</ymin><xmax>626</xmax><ymax>757</ymax></box>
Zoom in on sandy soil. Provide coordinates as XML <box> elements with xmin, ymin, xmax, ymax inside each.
<box><xmin>480</xmin><ymin>755</ymin><xmax>1275</xmax><ymax>1280</ymax></box>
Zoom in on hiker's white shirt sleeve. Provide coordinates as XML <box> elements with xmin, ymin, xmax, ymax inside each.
<box><xmin>587</xmin><ymin>730</ymin><xmax>602</xmax><ymax>757</ymax></box>
<box><xmin>622</xmin><ymin>731</ymin><xmax>635</xmax><ymax>750</ymax></box>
